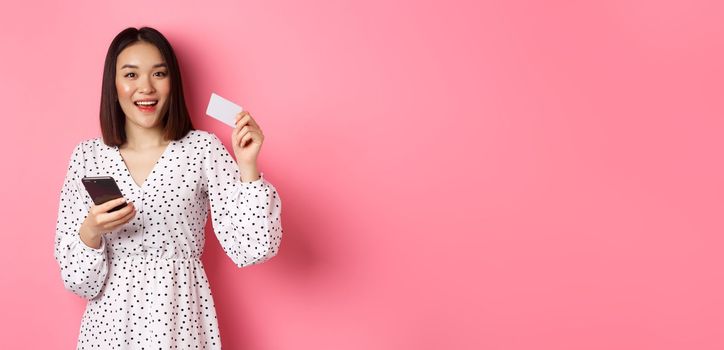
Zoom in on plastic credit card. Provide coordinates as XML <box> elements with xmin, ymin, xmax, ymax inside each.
<box><xmin>206</xmin><ymin>92</ymin><xmax>243</xmax><ymax>127</ymax></box>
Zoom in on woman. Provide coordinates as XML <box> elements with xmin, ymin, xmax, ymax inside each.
<box><xmin>53</xmin><ymin>26</ymin><xmax>283</xmax><ymax>349</ymax></box>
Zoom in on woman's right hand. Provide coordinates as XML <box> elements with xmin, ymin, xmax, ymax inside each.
<box><xmin>79</xmin><ymin>197</ymin><xmax>136</xmax><ymax>249</ymax></box>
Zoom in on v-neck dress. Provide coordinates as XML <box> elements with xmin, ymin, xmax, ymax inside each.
<box><xmin>53</xmin><ymin>129</ymin><xmax>283</xmax><ymax>349</ymax></box>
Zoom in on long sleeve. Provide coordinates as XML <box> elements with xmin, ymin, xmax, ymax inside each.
<box><xmin>53</xmin><ymin>142</ymin><xmax>109</xmax><ymax>299</ymax></box>
<box><xmin>203</xmin><ymin>133</ymin><xmax>283</xmax><ymax>268</ymax></box>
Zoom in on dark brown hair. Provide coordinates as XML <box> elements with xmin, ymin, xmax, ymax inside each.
<box><xmin>99</xmin><ymin>26</ymin><xmax>194</xmax><ymax>147</ymax></box>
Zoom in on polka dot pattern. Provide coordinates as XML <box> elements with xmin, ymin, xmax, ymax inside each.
<box><xmin>53</xmin><ymin>130</ymin><xmax>283</xmax><ymax>349</ymax></box>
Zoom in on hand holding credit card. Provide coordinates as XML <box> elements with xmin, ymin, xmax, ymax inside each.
<box><xmin>205</xmin><ymin>91</ymin><xmax>265</xmax><ymax>167</ymax></box>
<box><xmin>206</xmin><ymin>92</ymin><xmax>243</xmax><ymax>127</ymax></box>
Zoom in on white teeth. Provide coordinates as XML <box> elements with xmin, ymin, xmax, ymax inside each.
<box><xmin>135</xmin><ymin>100</ymin><xmax>158</xmax><ymax>106</ymax></box>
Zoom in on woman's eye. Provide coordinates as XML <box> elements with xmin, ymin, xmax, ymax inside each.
<box><xmin>123</xmin><ymin>72</ymin><xmax>165</xmax><ymax>78</ymax></box>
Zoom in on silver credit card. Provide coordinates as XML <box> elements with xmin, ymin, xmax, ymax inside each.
<box><xmin>206</xmin><ymin>92</ymin><xmax>243</xmax><ymax>127</ymax></box>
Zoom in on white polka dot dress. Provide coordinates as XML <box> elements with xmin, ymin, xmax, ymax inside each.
<box><xmin>53</xmin><ymin>129</ymin><xmax>283</xmax><ymax>349</ymax></box>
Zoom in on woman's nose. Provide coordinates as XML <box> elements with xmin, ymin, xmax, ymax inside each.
<box><xmin>138</xmin><ymin>77</ymin><xmax>156</xmax><ymax>93</ymax></box>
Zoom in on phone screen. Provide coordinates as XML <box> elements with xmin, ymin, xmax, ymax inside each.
<box><xmin>81</xmin><ymin>176</ymin><xmax>127</xmax><ymax>212</ymax></box>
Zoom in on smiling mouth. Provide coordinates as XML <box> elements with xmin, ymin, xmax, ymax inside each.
<box><xmin>134</xmin><ymin>100</ymin><xmax>158</xmax><ymax>107</ymax></box>
<box><xmin>134</xmin><ymin>100</ymin><xmax>159</xmax><ymax>113</ymax></box>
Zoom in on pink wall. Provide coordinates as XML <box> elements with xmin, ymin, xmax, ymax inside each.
<box><xmin>1</xmin><ymin>0</ymin><xmax>723</xmax><ymax>348</ymax></box>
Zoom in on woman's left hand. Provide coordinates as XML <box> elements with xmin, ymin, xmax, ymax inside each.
<box><xmin>232</xmin><ymin>111</ymin><xmax>264</xmax><ymax>173</ymax></box>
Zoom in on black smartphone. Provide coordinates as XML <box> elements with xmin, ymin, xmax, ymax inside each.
<box><xmin>81</xmin><ymin>176</ymin><xmax>127</xmax><ymax>212</ymax></box>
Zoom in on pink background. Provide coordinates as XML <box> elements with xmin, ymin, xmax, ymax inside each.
<box><xmin>1</xmin><ymin>0</ymin><xmax>723</xmax><ymax>349</ymax></box>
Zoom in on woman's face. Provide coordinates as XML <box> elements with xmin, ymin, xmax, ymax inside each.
<box><xmin>115</xmin><ymin>42</ymin><xmax>171</xmax><ymax>131</ymax></box>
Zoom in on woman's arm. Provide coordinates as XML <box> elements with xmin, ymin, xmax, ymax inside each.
<box><xmin>53</xmin><ymin>143</ymin><xmax>110</xmax><ymax>299</ymax></box>
<box><xmin>204</xmin><ymin>133</ymin><xmax>283</xmax><ymax>267</ymax></box>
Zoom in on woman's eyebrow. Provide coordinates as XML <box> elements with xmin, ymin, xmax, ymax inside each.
<box><xmin>120</xmin><ymin>63</ymin><xmax>168</xmax><ymax>69</ymax></box>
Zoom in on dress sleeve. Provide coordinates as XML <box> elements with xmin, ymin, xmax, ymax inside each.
<box><xmin>53</xmin><ymin>142</ymin><xmax>109</xmax><ymax>299</ymax></box>
<box><xmin>203</xmin><ymin>133</ymin><xmax>283</xmax><ymax>268</ymax></box>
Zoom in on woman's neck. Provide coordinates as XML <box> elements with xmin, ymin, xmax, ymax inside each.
<box><xmin>123</xmin><ymin>124</ymin><xmax>168</xmax><ymax>150</ymax></box>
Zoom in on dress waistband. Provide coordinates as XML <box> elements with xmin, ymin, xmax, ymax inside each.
<box><xmin>109</xmin><ymin>254</ymin><xmax>202</xmax><ymax>261</ymax></box>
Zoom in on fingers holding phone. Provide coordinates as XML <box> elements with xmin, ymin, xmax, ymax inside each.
<box><xmin>90</xmin><ymin>197</ymin><xmax>136</xmax><ymax>231</ymax></box>
<box><xmin>80</xmin><ymin>198</ymin><xmax>136</xmax><ymax>248</ymax></box>
<box><xmin>79</xmin><ymin>176</ymin><xmax>137</xmax><ymax>248</ymax></box>
<box><xmin>97</xmin><ymin>200</ymin><xmax>136</xmax><ymax>229</ymax></box>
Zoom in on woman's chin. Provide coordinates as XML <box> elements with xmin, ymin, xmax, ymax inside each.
<box><xmin>127</xmin><ymin>115</ymin><xmax>162</xmax><ymax>129</ymax></box>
